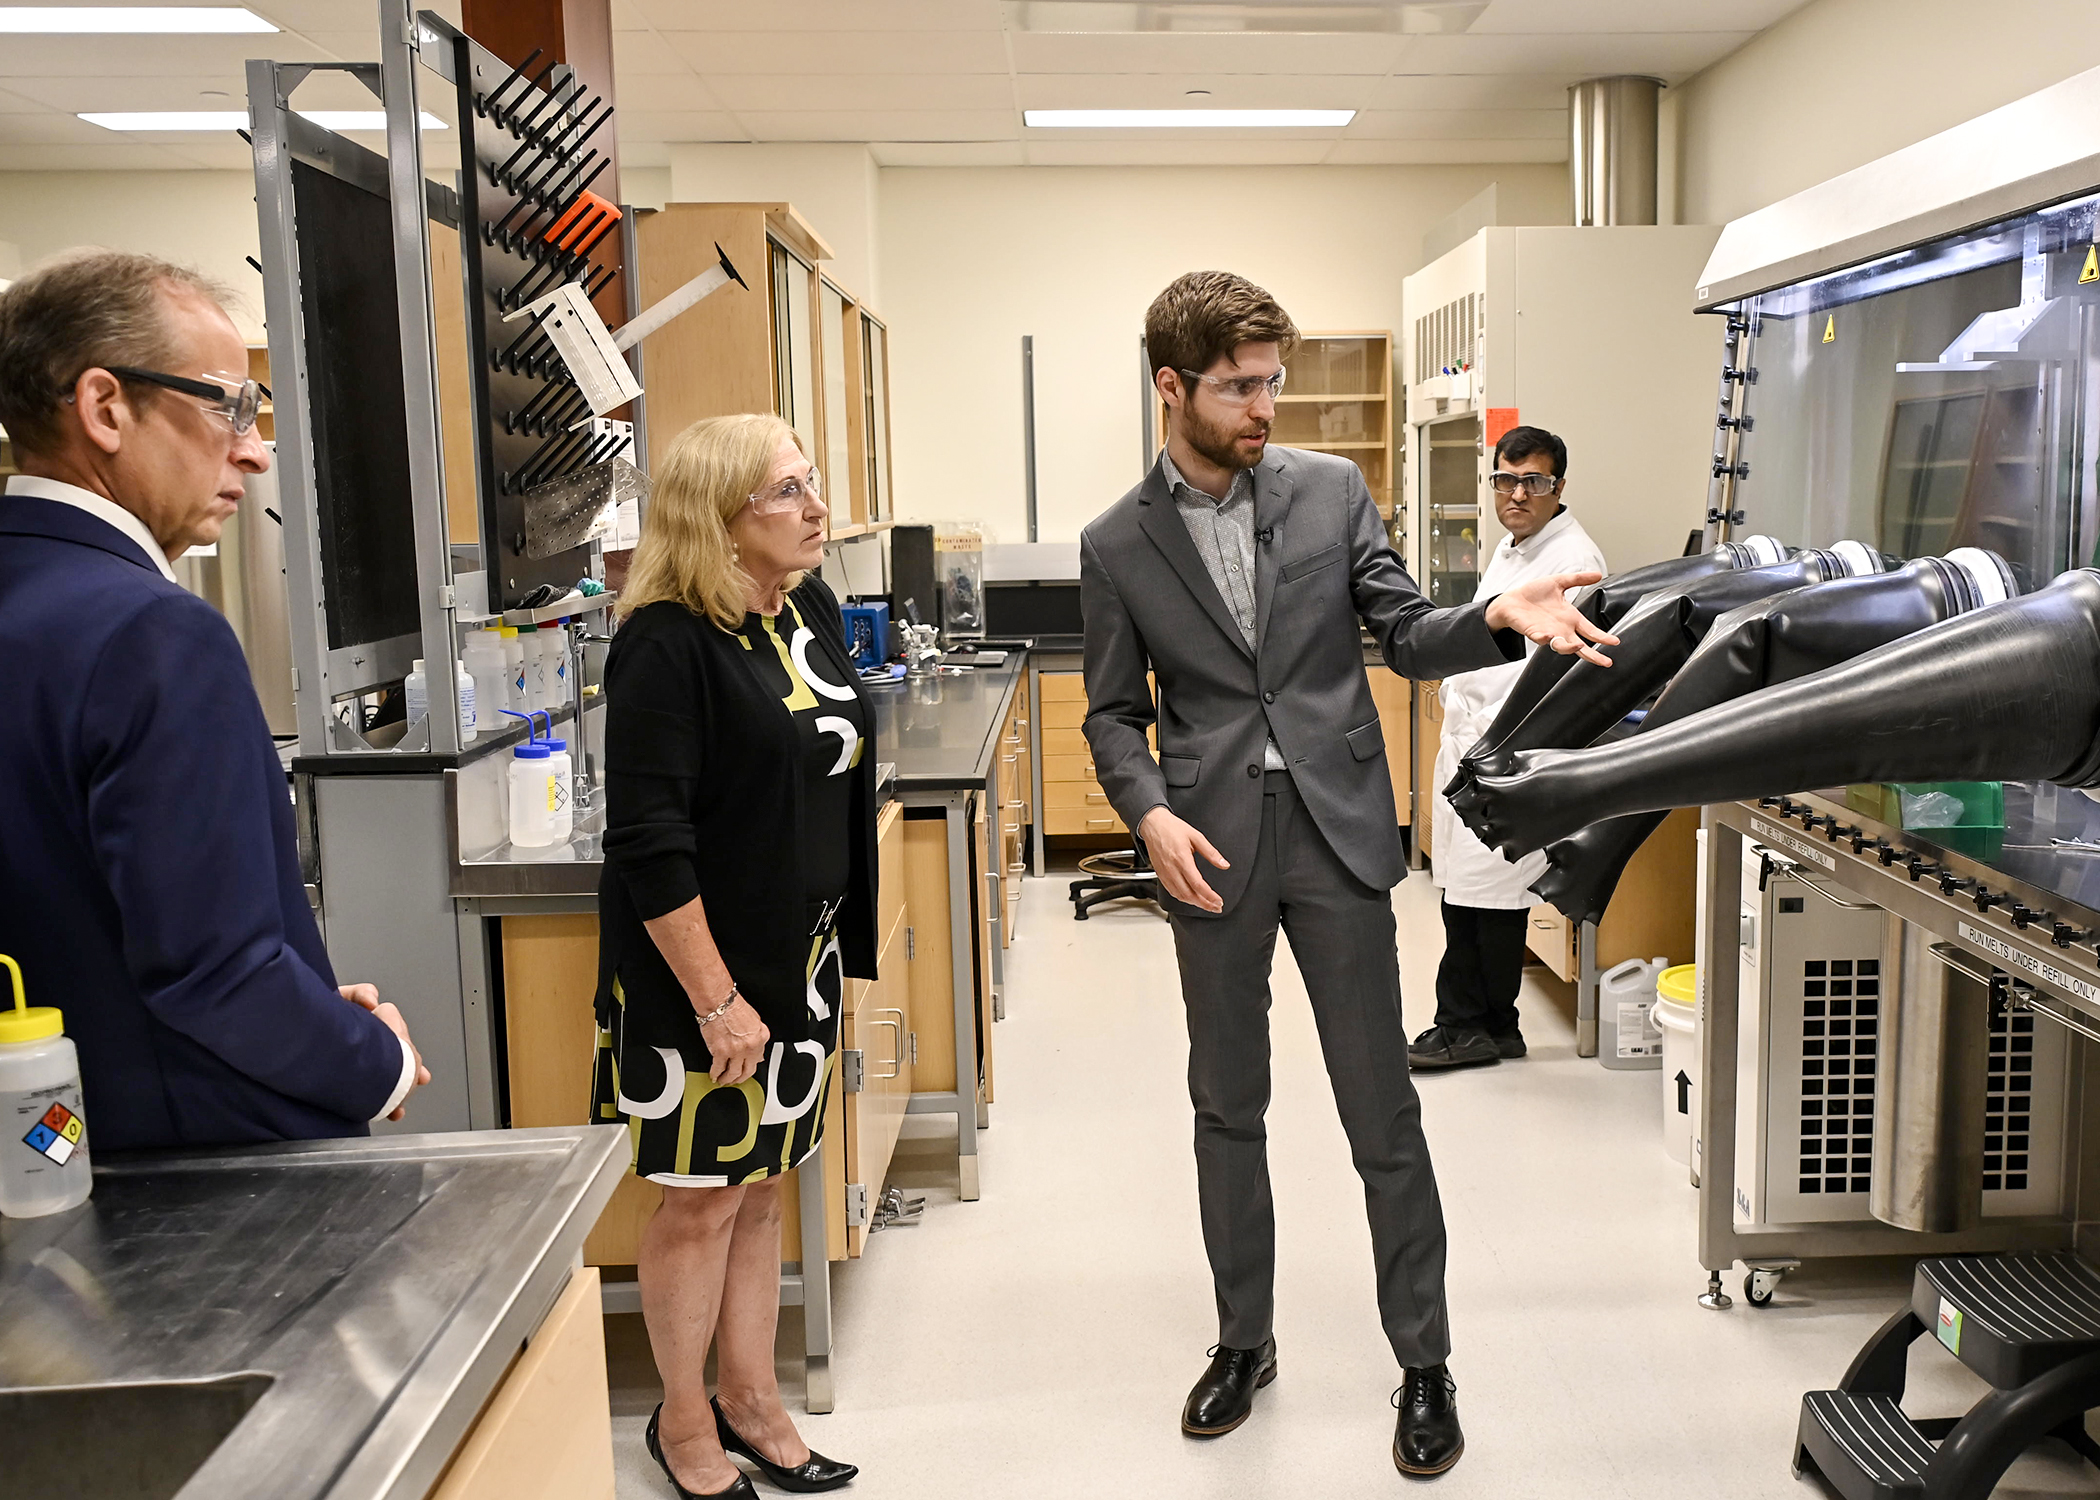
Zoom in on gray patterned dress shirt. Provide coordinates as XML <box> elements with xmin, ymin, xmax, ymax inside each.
<box><xmin>1161</xmin><ymin>449</ymin><xmax>1288</xmax><ymax>772</ymax></box>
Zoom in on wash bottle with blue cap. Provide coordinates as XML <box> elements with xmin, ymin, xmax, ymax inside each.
<box><xmin>0</xmin><ymin>953</ymin><xmax>91</xmax><ymax>1218</ymax></box>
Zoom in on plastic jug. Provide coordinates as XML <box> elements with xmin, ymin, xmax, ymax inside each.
<box><xmin>1597</xmin><ymin>956</ymin><xmax>1668</xmax><ymax>1070</ymax></box>
<box><xmin>0</xmin><ymin>954</ymin><xmax>91</xmax><ymax>1218</ymax></box>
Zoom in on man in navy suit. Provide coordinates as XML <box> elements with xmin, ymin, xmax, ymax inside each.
<box><xmin>0</xmin><ymin>249</ymin><xmax>428</xmax><ymax>1153</ymax></box>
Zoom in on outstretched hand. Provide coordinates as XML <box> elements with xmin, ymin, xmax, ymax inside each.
<box><xmin>1482</xmin><ymin>573</ymin><xmax>1619</xmax><ymax>667</ymax></box>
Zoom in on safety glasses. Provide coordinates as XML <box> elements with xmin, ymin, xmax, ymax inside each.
<box><xmin>748</xmin><ymin>467</ymin><xmax>823</xmax><ymax>515</ymax></box>
<box><xmin>1489</xmin><ymin>471</ymin><xmax>1561</xmax><ymax>498</ymax></box>
<box><xmin>62</xmin><ymin>366</ymin><xmax>269</xmax><ymax>437</ymax></box>
<box><xmin>1177</xmin><ymin>367</ymin><xmax>1286</xmax><ymax>406</ymax></box>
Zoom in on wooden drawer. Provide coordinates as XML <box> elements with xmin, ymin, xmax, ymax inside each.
<box><xmin>1038</xmin><ymin>671</ymin><xmax>1087</xmax><ymax>702</ymax></box>
<box><xmin>1045</xmin><ymin>807</ymin><xmax>1127</xmax><ymax>836</ymax></box>
<box><xmin>1044</xmin><ymin>781</ymin><xmax>1117</xmax><ymax>813</ymax></box>
<box><xmin>1042</xmin><ymin>727</ymin><xmax>1089</xmax><ymax>757</ymax></box>
<box><xmin>1526</xmin><ymin>903</ymin><xmax>1576</xmax><ymax>983</ymax></box>
<box><xmin>1041</xmin><ymin>698</ymin><xmax>1088</xmax><ymax>730</ymax></box>
<box><xmin>1042</xmin><ymin>752</ymin><xmax>1096</xmax><ymax>784</ymax></box>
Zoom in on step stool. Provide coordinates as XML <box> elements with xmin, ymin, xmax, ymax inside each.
<box><xmin>1794</xmin><ymin>1253</ymin><xmax>2100</xmax><ymax>1500</ymax></box>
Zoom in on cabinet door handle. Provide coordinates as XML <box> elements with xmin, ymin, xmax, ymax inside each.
<box><xmin>871</xmin><ymin>1009</ymin><xmax>905</xmax><ymax>1078</ymax></box>
<box><xmin>1086</xmin><ymin>817</ymin><xmax>1116</xmax><ymax>828</ymax></box>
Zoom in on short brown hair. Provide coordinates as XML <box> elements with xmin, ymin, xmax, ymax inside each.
<box><xmin>1144</xmin><ymin>270</ymin><xmax>1299</xmax><ymax>383</ymax></box>
<box><xmin>0</xmin><ymin>249</ymin><xmax>232</xmax><ymax>457</ymax></box>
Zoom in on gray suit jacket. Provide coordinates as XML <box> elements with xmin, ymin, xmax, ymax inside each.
<box><xmin>1081</xmin><ymin>445</ymin><xmax>1517</xmax><ymax>918</ymax></box>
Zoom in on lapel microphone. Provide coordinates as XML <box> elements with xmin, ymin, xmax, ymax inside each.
<box><xmin>1255</xmin><ymin>527</ymin><xmax>1274</xmax><ymax>545</ymax></box>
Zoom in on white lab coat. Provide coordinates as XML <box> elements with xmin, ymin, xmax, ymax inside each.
<box><xmin>1430</xmin><ymin>507</ymin><xmax>1608</xmax><ymax>908</ymax></box>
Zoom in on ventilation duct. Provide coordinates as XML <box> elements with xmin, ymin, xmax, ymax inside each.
<box><xmin>1569</xmin><ymin>76</ymin><xmax>1661</xmax><ymax>227</ymax></box>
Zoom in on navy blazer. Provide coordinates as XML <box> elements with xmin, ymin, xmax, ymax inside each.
<box><xmin>0</xmin><ymin>493</ymin><xmax>403</xmax><ymax>1152</ymax></box>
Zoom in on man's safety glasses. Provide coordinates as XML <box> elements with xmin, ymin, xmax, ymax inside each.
<box><xmin>1488</xmin><ymin>471</ymin><xmax>1561</xmax><ymax>498</ymax></box>
<box><xmin>1177</xmin><ymin>367</ymin><xmax>1286</xmax><ymax>406</ymax></box>
<box><xmin>749</xmin><ymin>467</ymin><xmax>823</xmax><ymax>515</ymax></box>
<box><xmin>61</xmin><ymin>366</ymin><xmax>269</xmax><ymax>437</ymax></box>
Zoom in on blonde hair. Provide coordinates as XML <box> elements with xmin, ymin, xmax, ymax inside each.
<box><xmin>619</xmin><ymin>413</ymin><xmax>808</xmax><ymax>629</ymax></box>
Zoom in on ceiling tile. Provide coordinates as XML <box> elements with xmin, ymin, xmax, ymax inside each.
<box><xmin>1344</xmin><ymin>108</ymin><xmax>1563</xmax><ymax>140</ymax></box>
<box><xmin>1468</xmin><ymin>0</ymin><xmax>1808</xmax><ymax>33</ymax></box>
<box><xmin>1393</xmin><ymin>31</ymin><xmax>1756</xmax><ymax>79</ymax></box>
<box><xmin>871</xmin><ymin>140</ymin><xmax>1026</xmax><ymax>166</ymax></box>
<box><xmin>613</xmin><ymin>73</ymin><xmax>724</xmax><ymax>112</ymax></box>
<box><xmin>736</xmin><ymin>109</ymin><xmax>1016</xmax><ymax>143</ymax></box>
<box><xmin>613</xmin><ymin>29</ymin><xmax>697</xmax><ymax>77</ymax></box>
<box><xmin>0</xmin><ymin>35</ymin><xmax>298</xmax><ymax>77</ymax></box>
<box><xmin>663</xmin><ymin>30</ymin><xmax>1010</xmax><ymax>74</ymax></box>
<box><xmin>1010</xmin><ymin>32</ymin><xmax>1403</xmax><ymax>75</ymax></box>
<box><xmin>615</xmin><ymin>109</ymin><xmax>747</xmax><ymax>142</ymax></box>
<box><xmin>1369</xmin><ymin>73</ymin><xmax>1589</xmax><ymax>109</ymax></box>
<box><xmin>0</xmin><ymin>86</ymin><xmax>45</xmax><ymax>114</ymax></box>
<box><xmin>706</xmin><ymin>72</ymin><xmax>1013</xmax><ymax>112</ymax></box>
<box><xmin>629</xmin><ymin>0</ymin><xmax>1000</xmax><ymax>30</ymax></box>
<box><xmin>1024</xmin><ymin>137</ymin><xmax>1329</xmax><ymax>166</ymax></box>
<box><xmin>0</xmin><ymin>113</ymin><xmax>122</xmax><ymax>145</ymax></box>
<box><xmin>1322</xmin><ymin>137</ymin><xmax>1565</xmax><ymax>165</ymax></box>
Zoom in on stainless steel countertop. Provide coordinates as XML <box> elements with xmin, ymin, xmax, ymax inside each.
<box><xmin>0</xmin><ymin>1125</ymin><xmax>628</xmax><ymax>1500</ymax></box>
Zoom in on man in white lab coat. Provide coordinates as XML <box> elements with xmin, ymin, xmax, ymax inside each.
<box><xmin>1412</xmin><ymin>426</ymin><xmax>1606</xmax><ymax>1070</ymax></box>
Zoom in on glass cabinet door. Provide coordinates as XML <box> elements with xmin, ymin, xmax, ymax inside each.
<box><xmin>768</xmin><ymin>237</ymin><xmax>818</xmax><ymax>458</ymax></box>
<box><xmin>861</xmin><ymin>315</ymin><xmax>892</xmax><ymax>522</ymax></box>
<box><xmin>1424</xmin><ymin>412</ymin><xmax>1481</xmax><ymax>607</ymax></box>
<box><xmin>818</xmin><ymin>279</ymin><xmax>857</xmax><ymax>525</ymax></box>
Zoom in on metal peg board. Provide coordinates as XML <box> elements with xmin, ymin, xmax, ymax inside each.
<box><xmin>424</xmin><ymin>17</ymin><xmax>624</xmax><ymax>613</ymax></box>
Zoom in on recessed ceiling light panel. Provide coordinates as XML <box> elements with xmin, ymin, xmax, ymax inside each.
<box><xmin>1025</xmin><ymin>108</ymin><xmax>1355</xmax><ymax>127</ymax></box>
<box><xmin>1004</xmin><ymin>1</ymin><xmax>1484</xmax><ymax>34</ymax></box>
<box><xmin>0</xmin><ymin>7</ymin><xmax>277</xmax><ymax>32</ymax></box>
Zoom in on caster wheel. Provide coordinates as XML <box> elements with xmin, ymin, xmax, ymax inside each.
<box><xmin>1744</xmin><ymin>1268</ymin><xmax>1783</xmax><ymax>1307</ymax></box>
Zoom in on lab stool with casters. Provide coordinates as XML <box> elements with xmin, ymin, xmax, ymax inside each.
<box><xmin>1794</xmin><ymin>1253</ymin><xmax>2100</xmax><ymax>1500</ymax></box>
<box><xmin>1069</xmin><ymin>834</ymin><xmax>1161</xmax><ymax>920</ymax></box>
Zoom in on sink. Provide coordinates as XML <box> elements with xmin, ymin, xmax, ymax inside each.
<box><xmin>0</xmin><ymin>1373</ymin><xmax>272</xmax><ymax>1499</ymax></box>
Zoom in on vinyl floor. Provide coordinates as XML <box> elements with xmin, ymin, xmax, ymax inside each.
<box><xmin>605</xmin><ymin>868</ymin><xmax>2100</xmax><ymax>1499</ymax></box>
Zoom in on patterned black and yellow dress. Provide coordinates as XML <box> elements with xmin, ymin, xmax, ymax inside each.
<box><xmin>592</xmin><ymin>582</ymin><xmax>876</xmax><ymax>1186</ymax></box>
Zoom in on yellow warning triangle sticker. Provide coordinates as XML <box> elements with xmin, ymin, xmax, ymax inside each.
<box><xmin>2081</xmin><ymin>245</ymin><xmax>2099</xmax><ymax>284</ymax></box>
<box><xmin>1822</xmin><ymin>314</ymin><xmax>1836</xmax><ymax>344</ymax></box>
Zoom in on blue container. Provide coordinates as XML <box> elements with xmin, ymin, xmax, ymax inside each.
<box><xmin>841</xmin><ymin>602</ymin><xmax>890</xmax><ymax>671</ymax></box>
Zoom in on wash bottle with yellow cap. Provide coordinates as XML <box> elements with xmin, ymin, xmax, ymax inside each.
<box><xmin>0</xmin><ymin>954</ymin><xmax>91</xmax><ymax>1218</ymax></box>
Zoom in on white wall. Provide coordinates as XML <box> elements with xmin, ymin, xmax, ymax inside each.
<box><xmin>1674</xmin><ymin>0</ymin><xmax>2100</xmax><ymax>227</ymax></box>
<box><xmin>668</xmin><ymin>143</ymin><xmax>881</xmax><ymax>304</ymax></box>
<box><xmin>878</xmin><ymin>163</ymin><xmax>1569</xmax><ymax>543</ymax></box>
<box><xmin>0</xmin><ymin>171</ymin><xmax>265</xmax><ymax>338</ymax></box>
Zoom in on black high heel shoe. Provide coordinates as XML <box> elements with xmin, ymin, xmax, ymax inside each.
<box><xmin>712</xmin><ymin>1396</ymin><xmax>859</xmax><ymax>1492</ymax></box>
<box><xmin>647</xmin><ymin>1403</ymin><xmax>759</xmax><ymax>1499</ymax></box>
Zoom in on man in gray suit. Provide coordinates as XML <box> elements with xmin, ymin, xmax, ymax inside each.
<box><xmin>1081</xmin><ymin>271</ymin><xmax>1613</xmax><ymax>1477</ymax></box>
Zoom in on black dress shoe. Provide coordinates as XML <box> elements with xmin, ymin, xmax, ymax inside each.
<box><xmin>1407</xmin><ymin>1026</ymin><xmax>1502</xmax><ymax>1071</ymax></box>
<box><xmin>713</xmin><ymin>1396</ymin><xmax>858</xmax><ymax>1492</ymax></box>
<box><xmin>1181</xmin><ymin>1337</ymin><xmax>1278</xmax><ymax>1436</ymax></box>
<box><xmin>1392</xmin><ymin>1364</ymin><xmax>1465</xmax><ymax>1477</ymax></box>
<box><xmin>1492</xmin><ymin>1031</ymin><xmax>1527</xmax><ymax>1060</ymax></box>
<box><xmin>647</xmin><ymin>1403</ymin><xmax>759</xmax><ymax>1499</ymax></box>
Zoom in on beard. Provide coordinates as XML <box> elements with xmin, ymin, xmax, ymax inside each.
<box><xmin>1182</xmin><ymin>401</ymin><xmax>1269</xmax><ymax>472</ymax></box>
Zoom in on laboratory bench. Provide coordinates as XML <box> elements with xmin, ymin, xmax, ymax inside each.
<box><xmin>468</xmin><ymin>651</ymin><xmax>1029</xmax><ymax>1413</ymax></box>
<box><xmin>0</xmin><ymin>1125</ymin><xmax>627</xmax><ymax>1500</ymax></box>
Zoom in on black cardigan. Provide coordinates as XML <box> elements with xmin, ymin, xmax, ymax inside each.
<box><xmin>596</xmin><ymin>575</ymin><xmax>880</xmax><ymax>1020</ymax></box>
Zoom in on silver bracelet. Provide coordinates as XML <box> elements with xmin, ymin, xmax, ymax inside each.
<box><xmin>697</xmin><ymin>983</ymin><xmax>741</xmax><ymax>1028</ymax></box>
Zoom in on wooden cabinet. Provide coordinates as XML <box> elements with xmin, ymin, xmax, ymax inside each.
<box><xmin>1523</xmin><ymin>807</ymin><xmax>1701</xmax><ymax>978</ymax></box>
<box><xmin>636</xmin><ymin>202</ymin><xmax>894</xmax><ymax>545</ymax></box>
<box><xmin>1039</xmin><ymin>669</ymin><xmax>1152</xmax><ymax>840</ymax></box>
<box><xmin>428</xmin><ymin>1267</ymin><xmax>613</xmax><ymax>1500</ymax></box>
<box><xmin>995</xmin><ymin>673</ymin><xmax>1030</xmax><ymax>946</ymax></box>
<box><xmin>1413</xmin><ymin>679</ymin><xmax>1444</xmax><ymax>863</ymax></box>
<box><xmin>840</xmin><ymin>802</ymin><xmax>909</xmax><ymax>1257</ymax></box>
<box><xmin>1366</xmin><ymin>667</ymin><xmax>1413</xmax><ymax>827</ymax></box>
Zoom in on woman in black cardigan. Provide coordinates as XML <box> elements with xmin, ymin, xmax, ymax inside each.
<box><xmin>593</xmin><ymin>413</ymin><xmax>872</xmax><ymax>1498</ymax></box>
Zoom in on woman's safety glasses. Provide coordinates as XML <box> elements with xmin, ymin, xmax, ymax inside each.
<box><xmin>748</xmin><ymin>467</ymin><xmax>823</xmax><ymax>515</ymax></box>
